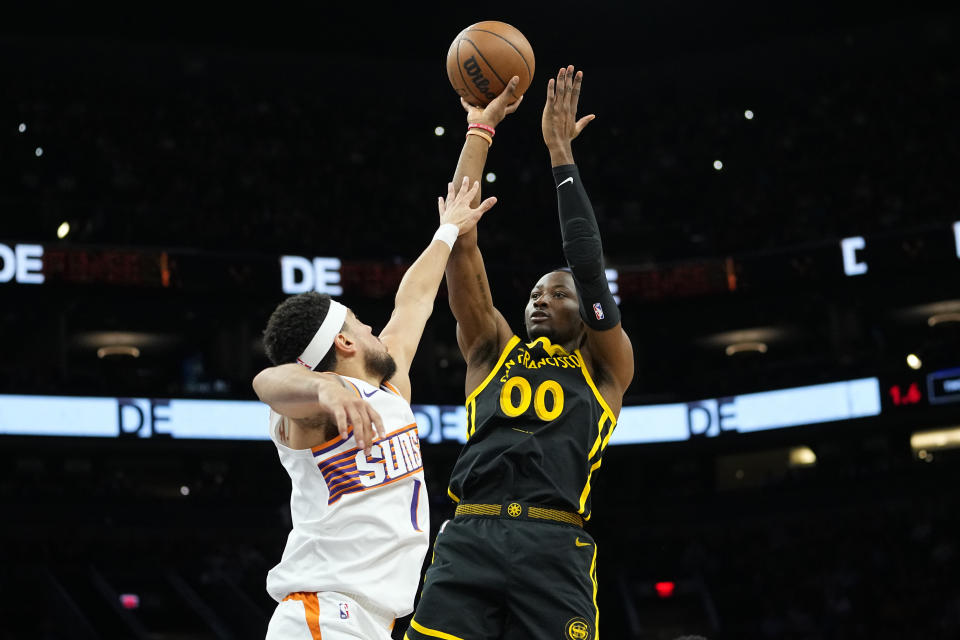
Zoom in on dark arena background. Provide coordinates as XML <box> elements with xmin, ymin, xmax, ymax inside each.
<box><xmin>2</xmin><ymin>1</ymin><xmax>959</xmax><ymax>638</ymax></box>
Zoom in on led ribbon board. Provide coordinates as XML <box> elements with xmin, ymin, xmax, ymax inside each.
<box><xmin>0</xmin><ymin>378</ymin><xmax>881</xmax><ymax>444</ymax></box>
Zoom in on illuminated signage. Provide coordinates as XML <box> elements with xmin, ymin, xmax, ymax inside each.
<box><xmin>928</xmin><ymin>367</ymin><xmax>960</xmax><ymax>405</ymax></box>
<box><xmin>609</xmin><ymin>378</ymin><xmax>881</xmax><ymax>445</ymax></box>
<box><xmin>604</xmin><ymin>268</ymin><xmax>620</xmax><ymax>304</ymax></box>
<box><xmin>0</xmin><ymin>243</ymin><xmax>44</xmax><ymax>284</ymax></box>
<box><xmin>280</xmin><ymin>255</ymin><xmax>343</xmax><ymax>295</ymax></box>
<box><xmin>841</xmin><ymin>236</ymin><xmax>868</xmax><ymax>276</ymax></box>
<box><xmin>841</xmin><ymin>221</ymin><xmax>960</xmax><ymax>277</ymax></box>
<box><xmin>3</xmin><ymin>221</ymin><xmax>959</xmax><ymax>301</ymax></box>
<box><xmin>887</xmin><ymin>382</ymin><xmax>923</xmax><ymax>407</ymax></box>
<box><xmin>0</xmin><ymin>377</ymin><xmax>882</xmax><ymax>444</ymax></box>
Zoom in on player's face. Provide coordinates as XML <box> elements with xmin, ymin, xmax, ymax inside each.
<box><xmin>524</xmin><ymin>271</ymin><xmax>583</xmax><ymax>344</ymax></box>
<box><xmin>345</xmin><ymin>312</ymin><xmax>397</xmax><ymax>382</ymax></box>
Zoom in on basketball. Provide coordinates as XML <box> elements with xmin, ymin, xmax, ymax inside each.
<box><xmin>446</xmin><ymin>21</ymin><xmax>535</xmax><ymax>107</ymax></box>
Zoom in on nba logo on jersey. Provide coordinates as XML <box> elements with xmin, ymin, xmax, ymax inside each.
<box><xmin>593</xmin><ymin>303</ymin><xmax>604</xmax><ymax>320</ymax></box>
<box><xmin>339</xmin><ymin>602</ymin><xmax>350</xmax><ymax>619</ymax></box>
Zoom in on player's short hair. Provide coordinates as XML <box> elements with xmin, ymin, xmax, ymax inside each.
<box><xmin>532</xmin><ymin>267</ymin><xmax>574</xmax><ymax>286</ymax></box>
<box><xmin>546</xmin><ymin>267</ymin><xmax>576</xmax><ymax>287</ymax></box>
<box><xmin>263</xmin><ymin>292</ymin><xmax>340</xmax><ymax>372</ymax></box>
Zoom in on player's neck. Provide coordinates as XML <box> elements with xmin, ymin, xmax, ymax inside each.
<box><xmin>334</xmin><ymin>360</ymin><xmax>382</xmax><ymax>388</ymax></box>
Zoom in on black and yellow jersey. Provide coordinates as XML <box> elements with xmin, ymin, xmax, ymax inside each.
<box><xmin>447</xmin><ymin>335</ymin><xmax>617</xmax><ymax>520</ymax></box>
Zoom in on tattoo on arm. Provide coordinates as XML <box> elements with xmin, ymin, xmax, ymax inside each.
<box><xmin>475</xmin><ymin>273</ymin><xmax>489</xmax><ymax>300</ymax></box>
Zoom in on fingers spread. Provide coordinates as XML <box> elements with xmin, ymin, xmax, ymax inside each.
<box><xmin>575</xmin><ymin>114</ymin><xmax>596</xmax><ymax>135</ymax></box>
<box><xmin>571</xmin><ymin>70</ymin><xmax>584</xmax><ymax>112</ymax></box>
<box><xmin>454</xmin><ymin>177</ymin><xmax>473</xmax><ymax>201</ymax></box>
<box><xmin>464</xmin><ymin>180</ymin><xmax>481</xmax><ymax>201</ymax></box>
<box><xmin>477</xmin><ymin>196</ymin><xmax>497</xmax><ymax>213</ymax></box>
<box><xmin>564</xmin><ymin>66</ymin><xmax>576</xmax><ymax>107</ymax></box>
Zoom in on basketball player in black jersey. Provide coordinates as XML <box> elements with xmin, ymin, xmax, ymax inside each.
<box><xmin>406</xmin><ymin>67</ymin><xmax>633</xmax><ymax>640</ymax></box>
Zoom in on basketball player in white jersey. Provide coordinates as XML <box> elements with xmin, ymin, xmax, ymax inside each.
<box><xmin>253</xmin><ymin>177</ymin><xmax>498</xmax><ymax>640</ymax></box>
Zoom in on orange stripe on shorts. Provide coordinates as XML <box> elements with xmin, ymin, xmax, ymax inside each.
<box><xmin>282</xmin><ymin>592</ymin><xmax>323</xmax><ymax>639</ymax></box>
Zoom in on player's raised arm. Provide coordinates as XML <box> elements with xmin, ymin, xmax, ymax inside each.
<box><xmin>377</xmin><ymin>178</ymin><xmax>497</xmax><ymax>402</ymax></box>
<box><xmin>445</xmin><ymin>78</ymin><xmax>523</xmax><ymax>369</ymax></box>
<box><xmin>252</xmin><ymin>363</ymin><xmax>384</xmax><ymax>449</ymax></box>
<box><xmin>542</xmin><ymin>65</ymin><xmax>635</xmax><ymax>398</ymax></box>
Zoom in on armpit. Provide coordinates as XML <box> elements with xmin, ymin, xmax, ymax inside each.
<box><xmin>468</xmin><ymin>337</ymin><xmax>500</xmax><ymax>370</ymax></box>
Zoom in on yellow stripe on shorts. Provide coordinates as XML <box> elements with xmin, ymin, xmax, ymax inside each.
<box><xmin>409</xmin><ymin>618</ymin><xmax>467</xmax><ymax>640</ymax></box>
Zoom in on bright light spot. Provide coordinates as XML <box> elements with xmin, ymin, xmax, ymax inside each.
<box><xmin>35</xmin><ymin>147</ymin><xmax>43</xmax><ymax>157</ymax></box>
<box><xmin>180</xmin><ymin>485</ymin><xmax>190</xmax><ymax>496</ymax></box>
<box><xmin>119</xmin><ymin>594</ymin><xmax>140</xmax><ymax>610</ymax></box>
<box><xmin>57</xmin><ymin>221</ymin><xmax>70</xmax><ymax>239</ymax></box>
<box><xmin>725</xmin><ymin>341</ymin><xmax>767</xmax><ymax>356</ymax></box>
<box><xmin>654</xmin><ymin>581</ymin><xmax>676</xmax><ymax>598</ymax></box>
<box><xmin>96</xmin><ymin>346</ymin><xmax>140</xmax><ymax>359</ymax></box>
<box><xmin>744</xmin><ymin>110</ymin><xmax>754</xmax><ymax>120</ymax></box>
<box><xmin>907</xmin><ymin>354</ymin><xmax>922</xmax><ymax>370</ymax></box>
<box><xmin>911</xmin><ymin>426</ymin><xmax>960</xmax><ymax>451</ymax></box>
<box><xmin>789</xmin><ymin>446</ymin><xmax>817</xmax><ymax>467</ymax></box>
<box><xmin>713</xmin><ymin>160</ymin><xmax>723</xmax><ymax>171</ymax></box>
<box><xmin>18</xmin><ymin>123</ymin><xmax>26</xmax><ymax>133</ymax></box>
<box><xmin>434</xmin><ymin>126</ymin><xmax>445</xmax><ymax>136</ymax></box>
<box><xmin>485</xmin><ymin>172</ymin><xmax>496</xmax><ymax>183</ymax></box>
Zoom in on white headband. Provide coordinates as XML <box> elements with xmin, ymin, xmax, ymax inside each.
<box><xmin>296</xmin><ymin>300</ymin><xmax>348</xmax><ymax>370</ymax></box>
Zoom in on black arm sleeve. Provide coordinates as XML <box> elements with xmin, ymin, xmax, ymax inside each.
<box><xmin>553</xmin><ymin>164</ymin><xmax>620</xmax><ymax>331</ymax></box>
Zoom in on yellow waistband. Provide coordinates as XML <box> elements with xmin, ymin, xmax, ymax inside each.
<box><xmin>454</xmin><ymin>502</ymin><xmax>584</xmax><ymax>528</ymax></box>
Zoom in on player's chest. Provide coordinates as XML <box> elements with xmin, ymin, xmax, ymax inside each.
<box><xmin>480</xmin><ymin>354</ymin><xmax>591</xmax><ymax>423</ymax></box>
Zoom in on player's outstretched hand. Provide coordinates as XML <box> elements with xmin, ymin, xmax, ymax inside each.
<box><xmin>542</xmin><ymin>65</ymin><xmax>595</xmax><ymax>152</ymax></box>
<box><xmin>461</xmin><ymin>75</ymin><xmax>524</xmax><ymax>129</ymax></box>
<box><xmin>437</xmin><ymin>176</ymin><xmax>498</xmax><ymax>236</ymax></box>
<box><xmin>317</xmin><ymin>375</ymin><xmax>384</xmax><ymax>455</ymax></box>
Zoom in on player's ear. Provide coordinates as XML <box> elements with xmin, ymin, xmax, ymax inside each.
<box><xmin>333</xmin><ymin>333</ymin><xmax>356</xmax><ymax>357</ymax></box>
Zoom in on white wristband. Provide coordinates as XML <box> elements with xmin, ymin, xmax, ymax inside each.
<box><xmin>433</xmin><ymin>223</ymin><xmax>459</xmax><ymax>250</ymax></box>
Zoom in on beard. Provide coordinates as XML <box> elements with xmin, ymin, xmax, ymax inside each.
<box><xmin>365</xmin><ymin>348</ymin><xmax>397</xmax><ymax>383</ymax></box>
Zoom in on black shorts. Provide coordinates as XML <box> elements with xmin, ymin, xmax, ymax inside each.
<box><xmin>405</xmin><ymin>505</ymin><xmax>599</xmax><ymax>640</ymax></box>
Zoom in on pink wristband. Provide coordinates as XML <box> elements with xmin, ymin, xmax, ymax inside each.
<box><xmin>468</xmin><ymin>123</ymin><xmax>496</xmax><ymax>137</ymax></box>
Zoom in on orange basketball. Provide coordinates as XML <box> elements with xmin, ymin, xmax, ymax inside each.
<box><xmin>446</xmin><ymin>21</ymin><xmax>535</xmax><ymax>107</ymax></box>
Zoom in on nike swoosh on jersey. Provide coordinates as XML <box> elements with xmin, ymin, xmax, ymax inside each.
<box><xmin>363</xmin><ymin>389</ymin><xmax>378</xmax><ymax>398</ymax></box>
<box><xmin>557</xmin><ymin>176</ymin><xmax>574</xmax><ymax>188</ymax></box>
<box><xmin>575</xmin><ymin>537</ymin><xmax>592</xmax><ymax>547</ymax></box>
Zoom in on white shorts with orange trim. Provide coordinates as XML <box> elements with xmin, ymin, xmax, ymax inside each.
<box><xmin>266</xmin><ymin>591</ymin><xmax>395</xmax><ymax>640</ymax></box>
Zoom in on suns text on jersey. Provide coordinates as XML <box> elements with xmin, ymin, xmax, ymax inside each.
<box><xmin>355</xmin><ymin>426</ymin><xmax>423</xmax><ymax>487</ymax></box>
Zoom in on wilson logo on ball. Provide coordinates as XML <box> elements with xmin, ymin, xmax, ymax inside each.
<box><xmin>462</xmin><ymin>56</ymin><xmax>497</xmax><ymax>102</ymax></box>
<box><xmin>446</xmin><ymin>21</ymin><xmax>535</xmax><ymax>107</ymax></box>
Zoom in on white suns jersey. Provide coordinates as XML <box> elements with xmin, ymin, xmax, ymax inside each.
<box><xmin>266</xmin><ymin>375</ymin><xmax>429</xmax><ymax>618</ymax></box>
